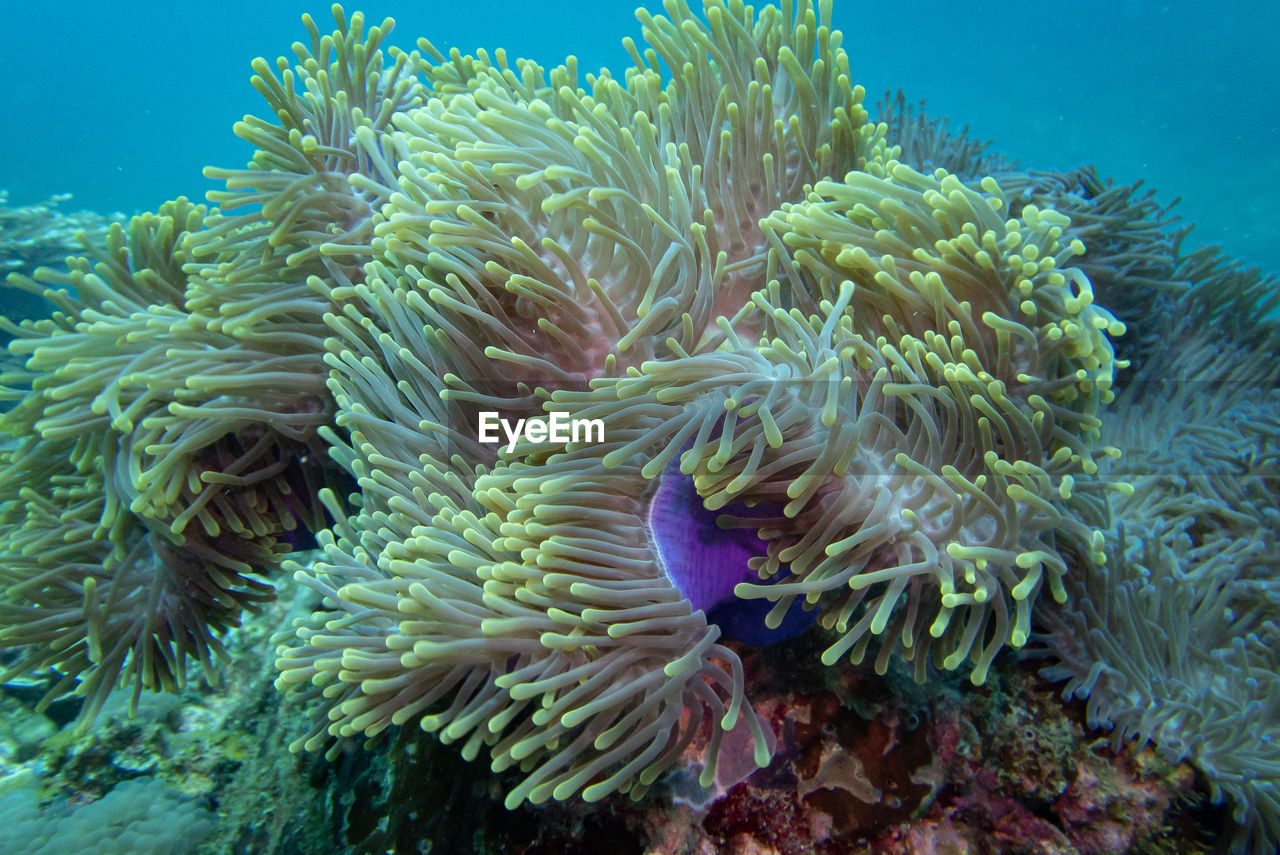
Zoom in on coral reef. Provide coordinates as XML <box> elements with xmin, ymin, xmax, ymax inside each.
<box><xmin>3</xmin><ymin>592</ymin><xmax>1205</xmax><ymax>855</ymax></box>
<box><xmin>0</xmin><ymin>777</ymin><xmax>211</xmax><ymax>855</ymax></box>
<box><xmin>0</xmin><ymin>191</ymin><xmax>124</xmax><ymax>342</ymax></box>
<box><xmin>0</xmin><ymin>1</ymin><xmax>1276</xmax><ymax>852</ymax></box>
<box><xmin>0</xmin><ymin>191</ymin><xmax>122</xmax><ymax>282</ymax></box>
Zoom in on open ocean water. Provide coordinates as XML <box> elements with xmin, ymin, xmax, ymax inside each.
<box><xmin>2</xmin><ymin>0</ymin><xmax>1278</xmax><ymax>273</ymax></box>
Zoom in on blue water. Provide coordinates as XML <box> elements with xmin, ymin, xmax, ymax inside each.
<box><xmin>1</xmin><ymin>0</ymin><xmax>1276</xmax><ymax>272</ymax></box>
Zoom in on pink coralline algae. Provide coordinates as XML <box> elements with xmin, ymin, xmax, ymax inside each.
<box><xmin>631</xmin><ymin>644</ymin><xmax>1198</xmax><ymax>855</ymax></box>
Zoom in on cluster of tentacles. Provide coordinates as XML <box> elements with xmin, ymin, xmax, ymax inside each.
<box><xmin>0</xmin><ymin>2</ymin><xmax>1275</xmax><ymax>849</ymax></box>
<box><xmin>0</xmin><ymin>196</ymin><xmax>339</xmax><ymax>722</ymax></box>
<box><xmin>1029</xmin><ymin>282</ymin><xmax>1280</xmax><ymax>853</ymax></box>
<box><xmin>265</xmin><ymin>0</ymin><xmax>1122</xmax><ymax>806</ymax></box>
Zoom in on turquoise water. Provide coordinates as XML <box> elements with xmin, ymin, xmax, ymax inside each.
<box><xmin>2</xmin><ymin>0</ymin><xmax>1277</xmax><ymax>272</ymax></box>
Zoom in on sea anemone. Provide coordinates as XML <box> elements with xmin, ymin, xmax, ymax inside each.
<box><xmin>355</xmin><ymin>0</ymin><xmax>878</xmax><ymax>414</ymax></box>
<box><xmin>994</xmin><ymin>166</ymin><xmax>1188</xmax><ymax>374</ymax></box>
<box><xmin>0</xmin><ymin>8</ymin><xmax>416</xmax><ymax>721</ymax></box>
<box><xmin>874</xmin><ymin>90</ymin><xmax>1011</xmax><ymax>182</ymax></box>
<box><xmin>276</xmin><ymin>0</ymin><xmax>872</xmax><ymax>802</ymax></box>
<box><xmin>1035</xmin><ymin>522</ymin><xmax>1279</xmax><ymax>854</ymax></box>
<box><xmin>0</xmin><ymin>429</ymin><xmax>278</xmax><ymax>723</ymax></box>
<box><xmin>553</xmin><ymin>278</ymin><xmax>1108</xmax><ymax>683</ymax></box>
<box><xmin>276</xmin><ymin>304</ymin><xmax>774</xmax><ymax>807</ymax></box>
<box><xmin>190</xmin><ymin>6</ymin><xmax>424</xmax><ymax>293</ymax></box>
<box><xmin>2</xmin><ymin>199</ymin><xmax>331</xmax><ymax>544</ymax></box>
<box><xmin>9</xmin><ymin>3</ymin><xmax>1268</xmax><ymax>847</ymax></box>
<box><xmin>0</xmin><ymin>194</ymin><xmax>334</xmax><ymax>721</ymax></box>
<box><xmin>271</xmin><ymin>0</ymin><xmax>1130</xmax><ymax>809</ymax></box>
<box><xmin>1035</xmin><ymin>307</ymin><xmax>1280</xmax><ymax>854</ymax></box>
<box><xmin>763</xmin><ymin>161</ymin><xmax>1127</xmax><ymax>417</ymax></box>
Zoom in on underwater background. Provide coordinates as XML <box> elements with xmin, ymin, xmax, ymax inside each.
<box><xmin>1</xmin><ymin>1</ymin><xmax>1278</xmax><ymax>854</ymax></box>
<box><xmin>2</xmin><ymin>0</ymin><xmax>1278</xmax><ymax>272</ymax></box>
